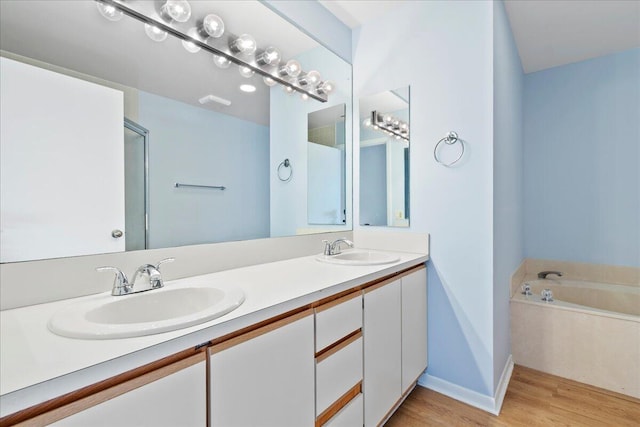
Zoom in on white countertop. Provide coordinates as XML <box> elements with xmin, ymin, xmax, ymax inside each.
<box><xmin>0</xmin><ymin>249</ymin><xmax>428</xmax><ymax>416</ymax></box>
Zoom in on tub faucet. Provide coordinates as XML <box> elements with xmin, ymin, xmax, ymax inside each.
<box><xmin>538</xmin><ymin>271</ymin><xmax>563</xmax><ymax>279</ymax></box>
<box><xmin>323</xmin><ymin>238</ymin><xmax>354</xmax><ymax>255</ymax></box>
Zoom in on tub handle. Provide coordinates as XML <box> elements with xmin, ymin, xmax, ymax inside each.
<box><xmin>521</xmin><ymin>283</ymin><xmax>532</xmax><ymax>296</ymax></box>
<box><xmin>541</xmin><ymin>289</ymin><xmax>554</xmax><ymax>302</ymax></box>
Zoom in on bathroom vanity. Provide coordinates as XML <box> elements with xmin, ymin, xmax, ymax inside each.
<box><xmin>0</xmin><ymin>250</ymin><xmax>428</xmax><ymax>426</ymax></box>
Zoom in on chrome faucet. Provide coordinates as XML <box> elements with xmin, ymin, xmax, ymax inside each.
<box><xmin>538</xmin><ymin>270</ymin><xmax>563</xmax><ymax>279</ymax></box>
<box><xmin>97</xmin><ymin>258</ymin><xmax>175</xmax><ymax>296</ymax></box>
<box><xmin>131</xmin><ymin>258</ymin><xmax>174</xmax><ymax>290</ymax></box>
<box><xmin>96</xmin><ymin>266</ymin><xmax>132</xmax><ymax>296</ymax></box>
<box><xmin>323</xmin><ymin>238</ymin><xmax>354</xmax><ymax>255</ymax></box>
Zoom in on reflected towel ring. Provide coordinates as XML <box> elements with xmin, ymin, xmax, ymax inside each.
<box><xmin>277</xmin><ymin>158</ymin><xmax>293</xmax><ymax>182</ymax></box>
<box><xmin>434</xmin><ymin>131</ymin><xmax>464</xmax><ymax>167</ymax></box>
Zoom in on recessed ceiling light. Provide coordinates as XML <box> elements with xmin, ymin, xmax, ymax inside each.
<box><xmin>239</xmin><ymin>84</ymin><xmax>257</xmax><ymax>93</ymax></box>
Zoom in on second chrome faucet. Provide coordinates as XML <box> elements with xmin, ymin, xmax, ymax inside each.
<box><xmin>323</xmin><ymin>238</ymin><xmax>354</xmax><ymax>256</ymax></box>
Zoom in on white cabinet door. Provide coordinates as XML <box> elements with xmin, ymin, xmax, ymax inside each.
<box><xmin>52</xmin><ymin>355</ymin><xmax>206</xmax><ymax>427</ymax></box>
<box><xmin>0</xmin><ymin>57</ymin><xmax>125</xmax><ymax>262</ymax></box>
<box><xmin>363</xmin><ymin>280</ymin><xmax>402</xmax><ymax>427</ymax></box>
<box><xmin>210</xmin><ymin>313</ymin><xmax>315</xmax><ymax>427</ymax></box>
<box><xmin>401</xmin><ymin>267</ymin><xmax>428</xmax><ymax>392</ymax></box>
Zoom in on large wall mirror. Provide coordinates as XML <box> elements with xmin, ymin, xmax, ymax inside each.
<box><xmin>0</xmin><ymin>0</ymin><xmax>352</xmax><ymax>263</ymax></box>
<box><xmin>359</xmin><ymin>87</ymin><xmax>410</xmax><ymax>227</ymax></box>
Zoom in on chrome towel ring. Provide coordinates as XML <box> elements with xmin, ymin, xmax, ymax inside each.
<box><xmin>277</xmin><ymin>158</ymin><xmax>293</xmax><ymax>182</ymax></box>
<box><xmin>434</xmin><ymin>131</ymin><xmax>464</xmax><ymax>167</ymax></box>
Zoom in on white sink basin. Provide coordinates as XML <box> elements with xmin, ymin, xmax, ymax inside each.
<box><xmin>48</xmin><ymin>285</ymin><xmax>245</xmax><ymax>339</ymax></box>
<box><xmin>316</xmin><ymin>250</ymin><xmax>400</xmax><ymax>266</ymax></box>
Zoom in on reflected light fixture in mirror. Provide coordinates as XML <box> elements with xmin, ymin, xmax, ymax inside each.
<box><xmin>181</xmin><ymin>27</ymin><xmax>201</xmax><ymax>53</ymax></box>
<box><xmin>160</xmin><ymin>0</ymin><xmax>192</xmax><ymax>23</ymax></box>
<box><xmin>96</xmin><ymin>0</ymin><xmax>331</xmax><ymax>102</ymax></box>
<box><xmin>144</xmin><ymin>23</ymin><xmax>168</xmax><ymax>42</ymax></box>
<box><xmin>96</xmin><ymin>1</ymin><xmax>123</xmax><ymax>21</ymax></box>
<box><xmin>198</xmin><ymin>14</ymin><xmax>224</xmax><ymax>39</ymax></box>
<box><xmin>364</xmin><ymin>111</ymin><xmax>409</xmax><ymax>142</ymax></box>
<box><xmin>359</xmin><ymin>87</ymin><xmax>410</xmax><ymax>228</ymax></box>
<box><xmin>213</xmin><ymin>54</ymin><xmax>231</xmax><ymax>69</ymax></box>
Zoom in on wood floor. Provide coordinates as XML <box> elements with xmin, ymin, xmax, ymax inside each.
<box><xmin>386</xmin><ymin>365</ymin><xmax>640</xmax><ymax>426</ymax></box>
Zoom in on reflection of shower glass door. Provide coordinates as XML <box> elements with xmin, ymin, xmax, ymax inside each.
<box><xmin>124</xmin><ymin>119</ymin><xmax>149</xmax><ymax>251</ymax></box>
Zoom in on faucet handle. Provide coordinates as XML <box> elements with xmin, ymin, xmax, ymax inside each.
<box><xmin>96</xmin><ymin>266</ymin><xmax>131</xmax><ymax>295</ymax></box>
<box><xmin>155</xmin><ymin>257</ymin><xmax>175</xmax><ymax>271</ymax></box>
<box><xmin>322</xmin><ymin>240</ymin><xmax>331</xmax><ymax>256</ymax></box>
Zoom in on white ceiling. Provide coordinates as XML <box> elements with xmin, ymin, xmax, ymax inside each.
<box><xmin>322</xmin><ymin>0</ymin><xmax>640</xmax><ymax>74</ymax></box>
<box><xmin>504</xmin><ymin>0</ymin><xmax>640</xmax><ymax>73</ymax></box>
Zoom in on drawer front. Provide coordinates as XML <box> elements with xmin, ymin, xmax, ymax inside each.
<box><xmin>316</xmin><ymin>336</ymin><xmax>363</xmax><ymax>415</ymax></box>
<box><xmin>324</xmin><ymin>393</ymin><xmax>363</xmax><ymax>427</ymax></box>
<box><xmin>315</xmin><ymin>294</ymin><xmax>362</xmax><ymax>351</ymax></box>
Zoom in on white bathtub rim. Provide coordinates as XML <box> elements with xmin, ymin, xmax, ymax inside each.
<box><xmin>511</xmin><ymin>294</ymin><xmax>639</xmax><ymax>324</ymax></box>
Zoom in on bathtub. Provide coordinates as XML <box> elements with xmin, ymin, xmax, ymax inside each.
<box><xmin>510</xmin><ymin>278</ymin><xmax>640</xmax><ymax>398</ymax></box>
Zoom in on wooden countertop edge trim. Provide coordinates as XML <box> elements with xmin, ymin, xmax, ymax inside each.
<box><xmin>1</xmin><ymin>261</ymin><xmax>425</xmax><ymax>426</ymax></box>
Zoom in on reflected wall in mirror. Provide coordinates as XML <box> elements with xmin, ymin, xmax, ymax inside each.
<box><xmin>307</xmin><ymin>104</ymin><xmax>346</xmax><ymax>225</ymax></box>
<box><xmin>359</xmin><ymin>87</ymin><xmax>410</xmax><ymax>227</ymax></box>
<box><xmin>0</xmin><ymin>0</ymin><xmax>352</xmax><ymax>263</ymax></box>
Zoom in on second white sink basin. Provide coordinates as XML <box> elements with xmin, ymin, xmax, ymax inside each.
<box><xmin>316</xmin><ymin>250</ymin><xmax>400</xmax><ymax>266</ymax></box>
<box><xmin>48</xmin><ymin>284</ymin><xmax>245</xmax><ymax>339</ymax></box>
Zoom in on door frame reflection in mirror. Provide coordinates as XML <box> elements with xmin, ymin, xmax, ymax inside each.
<box><xmin>359</xmin><ymin>86</ymin><xmax>410</xmax><ymax>228</ymax></box>
<box><xmin>307</xmin><ymin>103</ymin><xmax>347</xmax><ymax>226</ymax></box>
<box><xmin>0</xmin><ymin>0</ymin><xmax>353</xmax><ymax>263</ymax></box>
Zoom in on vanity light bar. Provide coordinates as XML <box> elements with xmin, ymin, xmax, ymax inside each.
<box><xmin>96</xmin><ymin>0</ymin><xmax>328</xmax><ymax>103</ymax></box>
<box><xmin>371</xmin><ymin>111</ymin><xmax>409</xmax><ymax>142</ymax></box>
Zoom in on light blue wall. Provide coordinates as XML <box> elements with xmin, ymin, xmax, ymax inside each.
<box><xmin>262</xmin><ymin>0</ymin><xmax>352</xmax><ymax>63</ymax></box>
<box><xmin>270</xmin><ymin>46</ymin><xmax>352</xmax><ymax>237</ymax></box>
<box><xmin>493</xmin><ymin>0</ymin><xmax>524</xmax><ymax>388</ymax></box>
<box><xmin>360</xmin><ymin>144</ymin><xmax>387</xmax><ymax>226</ymax></box>
<box><xmin>353</xmin><ymin>0</ymin><xmax>497</xmax><ymax>397</ymax></box>
<box><xmin>138</xmin><ymin>91</ymin><xmax>270</xmax><ymax>249</ymax></box>
<box><xmin>524</xmin><ymin>49</ymin><xmax>640</xmax><ymax>267</ymax></box>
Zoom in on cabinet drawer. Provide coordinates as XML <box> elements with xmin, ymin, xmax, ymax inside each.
<box><xmin>316</xmin><ymin>336</ymin><xmax>363</xmax><ymax>415</ymax></box>
<box><xmin>324</xmin><ymin>393</ymin><xmax>363</xmax><ymax>427</ymax></box>
<box><xmin>315</xmin><ymin>293</ymin><xmax>362</xmax><ymax>351</ymax></box>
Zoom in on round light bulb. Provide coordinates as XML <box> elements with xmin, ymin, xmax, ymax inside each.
<box><xmin>199</xmin><ymin>14</ymin><xmax>224</xmax><ymax>38</ymax></box>
<box><xmin>384</xmin><ymin>115</ymin><xmax>393</xmax><ymax>124</ymax></box>
<box><xmin>283</xmin><ymin>85</ymin><xmax>294</xmax><ymax>95</ymax></box>
<box><xmin>363</xmin><ymin>118</ymin><xmax>372</xmax><ymax>127</ymax></box>
<box><xmin>278</xmin><ymin>59</ymin><xmax>302</xmax><ymax>78</ymax></box>
<box><xmin>213</xmin><ymin>55</ymin><xmax>231</xmax><ymax>69</ymax></box>
<box><xmin>299</xmin><ymin>70</ymin><xmax>321</xmax><ymax>86</ymax></box>
<box><xmin>96</xmin><ymin>2</ymin><xmax>123</xmax><ymax>21</ymax></box>
<box><xmin>239</xmin><ymin>66</ymin><xmax>255</xmax><ymax>78</ymax></box>
<box><xmin>316</xmin><ymin>80</ymin><xmax>335</xmax><ymax>95</ymax></box>
<box><xmin>144</xmin><ymin>24</ymin><xmax>168</xmax><ymax>42</ymax></box>
<box><xmin>263</xmin><ymin>76</ymin><xmax>277</xmax><ymax>87</ymax></box>
<box><xmin>229</xmin><ymin>34</ymin><xmax>257</xmax><ymax>56</ymax></box>
<box><xmin>256</xmin><ymin>47</ymin><xmax>282</xmax><ymax>67</ymax></box>
<box><xmin>400</xmin><ymin>123</ymin><xmax>408</xmax><ymax>130</ymax></box>
<box><xmin>300</xmin><ymin>93</ymin><xmax>309</xmax><ymax>101</ymax></box>
<box><xmin>160</xmin><ymin>0</ymin><xmax>192</xmax><ymax>23</ymax></box>
<box><xmin>181</xmin><ymin>28</ymin><xmax>201</xmax><ymax>53</ymax></box>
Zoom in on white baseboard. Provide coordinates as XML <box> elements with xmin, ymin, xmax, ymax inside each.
<box><xmin>418</xmin><ymin>355</ymin><xmax>514</xmax><ymax>415</ymax></box>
